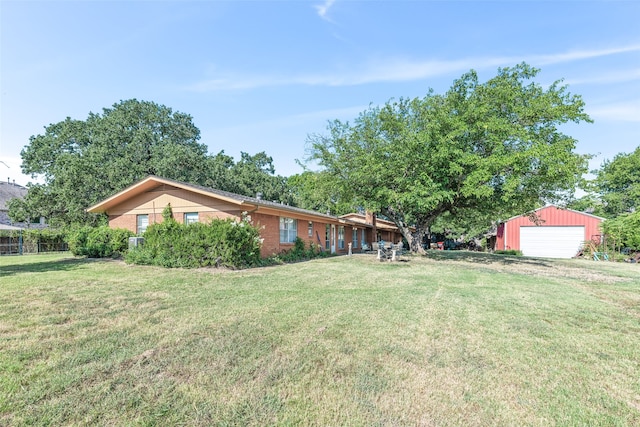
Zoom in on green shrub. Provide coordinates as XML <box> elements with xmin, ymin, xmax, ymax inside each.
<box><xmin>67</xmin><ymin>226</ymin><xmax>92</xmax><ymax>256</ymax></box>
<box><xmin>125</xmin><ymin>215</ymin><xmax>262</xmax><ymax>269</ymax></box>
<box><xmin>276</xmin><ymin>238</ymin><xmax>327</xmax><ymax>263</ymax></box>
<box><xmin>67</xmin><ymin>226</ymin><xmax>134</xmax><ymax>258</ymax></box>
<box><xmin>124</xmin><ymin>246</ymin><xmax>155</xmax><ymax>265</ymax></box>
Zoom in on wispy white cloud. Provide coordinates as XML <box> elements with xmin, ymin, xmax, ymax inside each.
<box><xmin>587</xmin><ymin>101</ymin><xmax>640</xmax><ymax>122</ymax></box>
<box><xmin>314</xmin><ymin>0</ymin><xmax>336</xmax><ymax>22</ymax></box>
<box><xmin>565</xmin><ymin>68</ymin><xmax>640</xmax><ymax>86</ymax></box>
<box><xmin>531</xmin><ymin>44</ymin><xmax>640</xmax><ymax>66</ymax></box>
<box><xmin>185</xmin><ymin>44</ymin><xmax>640</xmax><ymax>92</ymax></box>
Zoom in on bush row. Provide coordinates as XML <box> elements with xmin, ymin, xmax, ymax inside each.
<box><xmin>125</xmin><ymin>215</ymin><xmax>262</xmax><ymax>269</ymax></box>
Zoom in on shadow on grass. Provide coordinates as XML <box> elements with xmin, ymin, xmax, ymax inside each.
<box><xmin>0</xmin><ymin>257</ymin><xmax>92</xmax><ymax>277</ymax></box>
<box><xmin>424</xmin><ymin>250</ymin><xmax>553</xmax><ymax>268</ymax></box>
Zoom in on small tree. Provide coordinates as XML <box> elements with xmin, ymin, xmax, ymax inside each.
<box><xmin>162</xmin><ymin>203</ymin><xmax>174</xmax><ymax>222</ymax></box>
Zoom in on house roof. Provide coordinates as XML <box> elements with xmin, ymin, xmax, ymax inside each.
<box><xmin>502</xmin><ymin>204</ymin><xmax>606</xmax><ymax>223</ymax></box>
<box><xmin>87</xmin><ymin>176</ymin><xmax>360</xmax><ymax>225</ymax></box>
<box><xmin>0</xmin><ymin>181</ymin><xmax>27</xmax><ymax>211</ymax></box>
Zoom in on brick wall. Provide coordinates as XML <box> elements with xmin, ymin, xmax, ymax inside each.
<box><xmin>252</xmin><ymin>212</ymin><xmax>280</xmax><ymax>257</ymax></box>
<box><xmin>109</xmin><ymin>215</ymin><xmax>136</xmax><ymax>233</ymax></box>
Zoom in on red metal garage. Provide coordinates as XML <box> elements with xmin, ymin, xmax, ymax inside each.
<box><xmin>495</xmin><ymin>205</ymin><xmax>605</xmax><ymax>258</ymax></box>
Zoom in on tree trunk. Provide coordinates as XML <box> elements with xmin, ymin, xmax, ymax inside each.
<box><xmin>384</xmin><ymin>207</ymin><xmax>432</xmax><ymax>255</ymax></box>
<box><xmin>399</xmin><ymin>223</ymin><xmax>430</xmax><ymax>254</ymax></box>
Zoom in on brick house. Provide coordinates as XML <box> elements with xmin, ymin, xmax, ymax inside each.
<box><xmin>87</xmin><ymin>176</ymin><xmax>402</xmax><ymax>258</ymax></box>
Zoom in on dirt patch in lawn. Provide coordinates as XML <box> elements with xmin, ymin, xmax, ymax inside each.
<box><xmin>425</xmin><ymin>252</ymin><xmax>631</xmax><ymax>284</ymax></box>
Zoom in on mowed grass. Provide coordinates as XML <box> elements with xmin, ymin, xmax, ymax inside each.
<box><xmin>1</xmin><ymin>252</ymin><xmax>639</xmax><ymax>426</ymax></box>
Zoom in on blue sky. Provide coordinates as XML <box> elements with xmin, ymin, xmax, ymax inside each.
<box><xmin>1</xmin><ymin>0</ymin><xmax>638</xmax><ymax>187</ymax></box>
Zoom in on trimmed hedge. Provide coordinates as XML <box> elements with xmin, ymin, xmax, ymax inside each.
<box><xmin>126</xmin><ymin>215</ymin><xmax>262</xmax><ymax>269</ymax></box>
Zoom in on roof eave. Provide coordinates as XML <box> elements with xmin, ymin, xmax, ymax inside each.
<box><xmin>87</xmin><ymin>176</ymin><xmax>247</xmax><ymax>213</ymax></box>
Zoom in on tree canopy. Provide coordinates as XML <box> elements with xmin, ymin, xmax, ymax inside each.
<box><xmin>592</xmin><ymin>146</ymin><xmax>640</xmax><ymax>217</ymax></box>
<box><xmin>286</xmin><ymin>170</ymin><xmax>355</xmax><ymax>215</ymax></box>
<box><xmin>308</xmin><ymin>63</ymin><xmax>592</xmax><ymax>252</ymax></box>
<box><xmin>225</xmin><ymin>152</ymin><xmax>291</xmax><ymax>205</ymax></box>
<box><xmin>11</xmin><ymin>99</ymin><xmax>291</xmax><ymax>226</ymax></box>
<box><xmin>601</xmin><ymin>211</ymin><xmax>640</xmax><ymax>251</ymax></box>
<box><xmin>14</xmin><ymin>100</ymin><xmax>208</xmax><ymax>226</ymax></box>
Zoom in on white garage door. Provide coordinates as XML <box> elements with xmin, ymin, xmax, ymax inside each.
<box><xmin>520</xmin><ymin>226</ymin><xmax>585</xmax><ymax>258</ymax></box>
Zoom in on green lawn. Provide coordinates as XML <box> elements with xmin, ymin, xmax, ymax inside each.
<box><xmin>1</xmin><ymin>252</ymin><xmax>639</xmax><ymax>426</ymax></box>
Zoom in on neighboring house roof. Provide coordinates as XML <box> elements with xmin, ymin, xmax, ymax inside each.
<box><xmin>340</xmin><ymin>213</ymin><xmax>417</xmax><ymax>234</ymax></box>
<box><xmin>0</xmin><ymin>181</ymin><xmax>27</xmax><ymax>212</ymax></box>
<box><xmin>0</xmin><ymin>223</ymin><xmax>23</xmax><ymax>231</ymax></box>
<box><xmin>340</xmin><ymin>212</ymin><xmax>399</xmax><ymax>231</ymax></box>
<box><xmin>502</xmin><ymin>204</ymin><xmax>606</xmax><ymax>223</ymax></box>
<box><xmin>0</xmin><ymin>181</ymin><xmax>32</xmax><ymax>228</ymax></box>
<box><xmin>87</xmin><ymin>176</ymin><xmax>361</xmax><ymax>226</ymax></box>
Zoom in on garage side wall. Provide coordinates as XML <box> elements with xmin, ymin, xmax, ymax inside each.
<box><xmin>495</xmin><ymin>206</ymin><xmax>603</xmax><ymax>251</ymax></box>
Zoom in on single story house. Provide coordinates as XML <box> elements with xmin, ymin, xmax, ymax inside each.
<box><xmin>87</xmin><ymin>176</ymin><xmax>403</xmax><ymax>258</ymax></box>
<box><xmin>495</xmin><ymin>205</ymin><xmax>605</xmax><ymax>258</ymax></box>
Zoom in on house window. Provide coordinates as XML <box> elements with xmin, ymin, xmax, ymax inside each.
<box><xmin>184</xmin><ymin>212</ymin><xmax>199</xmax><ymax>225</ymax></box>
<box><xmin>352</xmin><ymin>228</ymin><xmax>358</xmax><ymax>248</ymax></box>
<box><xmin>338</xmin><ymin>226</ymin><xmax>345</xmax><ymax>249</ymax></box>
<box><xmin>137</xmin><ymin>214</ymin><xmax>149</xmax><ymax>235</ymax></box>
<box><xmin>280</xmin><ymin>217</ymin><xmax>297</xmax><ymax>243</ymax></box>
<box><xmin>308</xmin><ymin>221</ymin><xmax>313</xmax><ymax>237</ymax></box>
<box><xmin>361</xmin><ymin>229</ymin><xmax>366</xmax><ymax>247</ymax></box>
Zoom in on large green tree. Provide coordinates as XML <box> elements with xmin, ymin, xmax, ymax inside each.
<box><xmin>15</xmin><ymin>99</ymin><xmax>209</xmax><ymax>226</ymax></box>
<box><xmin>12</xmin><ymin>99</ymin><xmax>295</xmax><ymax>226</ymax></box>
<box><xmin>309</xmin><ymin>63</ymin><xmax>592</xmax><ymax>252</ymax></box>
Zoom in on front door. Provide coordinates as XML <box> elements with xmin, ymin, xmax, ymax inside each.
<box><xmin>331</xmin><ymin>224</ymin><xmax>336</xmax><ymax>253</ymax></box>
